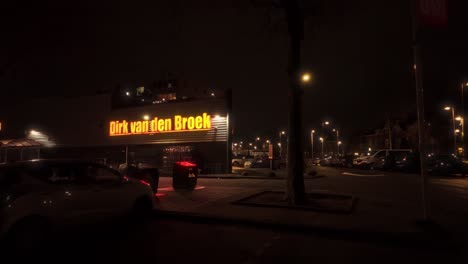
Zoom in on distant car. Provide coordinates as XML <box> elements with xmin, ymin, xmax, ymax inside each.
<box><xmin>427</xmin><ymin>155</ymin><xmax>468</xmax><ymax>177</ymax></box>
<box><xmin>232</xmin><ymin>156</ymin><xmax>255</xmax><ymax>168</ymax></box>
<box><xmin>249</xmin><ymin>158</ymin><xmax>270</xmax><ymax>168</ymax></box>
<box><xmin>318</xmin><ymin>155</ymin><xmax>345</xmax><ymax>167</ymax></box>
<box><xmin>353</xmin><ymin>149</ymin><xmax>412</xmax><ymax>170</ymax></box>
<box><xmin>0</xmin><ymin>160</ymin><xmax>155</xmax><ymax>249</ymax></box>
<box><xmin>310</xmin><ymin>158</ymin><xmax>321</xmax><ymax>166</ymax></box>
<box><xmin>118</xmin><ymin>162</ymin><xmax>160</xmax><ymax>192</ymax></box>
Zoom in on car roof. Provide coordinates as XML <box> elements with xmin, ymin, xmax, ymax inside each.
<box><xmin>0</xmin><ymin>159</ymin><xmax>101</xmax><ymax>169</ymax></box>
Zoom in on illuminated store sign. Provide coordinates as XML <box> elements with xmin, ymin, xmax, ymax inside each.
<box><xmin>109</xmin><ymin>113</ymin><xmax>212</xmax><ymax>136</ymax></box>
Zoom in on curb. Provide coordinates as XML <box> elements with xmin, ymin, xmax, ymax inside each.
<box><xmin>152</xmin><ymin>209</ymin><xmax>450</xmax><ymax>248</ymax></box>
<box><xmin>160</xmin><ymin>175</ymin><xmax>326</xmax><ymax>180</ymax></box>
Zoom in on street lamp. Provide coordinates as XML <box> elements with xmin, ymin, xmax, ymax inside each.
<box><xmin>444</xmin><ymin>106</ymin><xmax>457</xmax><ymax>155</ymax></box>
<box><xmin>279</xmin><ymin>131</ymin><xmax>286</xmax><ymax>159</ymax></box>
<box><xmin>338</xmin><ymin>141</ymin><xmax>343</xmax><ymax>156</ymax></box>
<box><xmin>301</xmin><ymin>73</ymin><xmax>311</xmax><ymax>83</ymax></box>
<box><xmin>310</xmin><ymin>130</ymin><xmax>315</xmax><ymax>159</ymax></box>
<box><xmin>319</xmin><ymin>137</ymin><xmax>324</xmax><ymax>158</ymax></box>
<box><xmin>461</xmin><ymin>82</ymin><xmax>468</xmax><ymax>157</ymax></box>
<box><xmin>332</xmin><ymin>128</ymin><xmax>340</xmax><ymax>155</ymax></box>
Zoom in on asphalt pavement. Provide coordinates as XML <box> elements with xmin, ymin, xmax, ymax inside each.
<box><xmin>5</xmin><ymin>166</ymin><xmax>468</xmax><ymax>263</ymax></box>
<box><xmin>8</xmin><ymin>217</ymin><xmax>457</xmax><ymax>264</ymax></box>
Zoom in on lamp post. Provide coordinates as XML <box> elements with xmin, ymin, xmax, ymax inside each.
<box><xmin>445</xmin><ymin>106</ymin><xmax>457</xmax><ymax>155</ymax></box>
<box><xmin>319</xmin><ymin>137</ymin><xmax>324</xmax><ymax>158</ymax></box>
<box><xmin>338</xmin><ymin>141</ymin><xmax>343</xmax><ymax>156</ymax></box>
<box><xmin>461</xmin><ymin>82</ymin><xmax>468</xmax><ymax>157</ymax></box>
<box><xmin>310</xmin><ymin>130</ymin><xmax>315</xmax><ymax>159</ymax></box>
<box><xmin>456</xmin><ymin>116</ymin><xmax>464</xmax><ymax>156</ymax></box>
<box><xmin>333</xmin><ymin>128</ymin><xmax>340</xmax><ymax>155</ymax></box>
<box><xmin>279</xmin><ymin>131</ymin><xmax>286</xmax><ymax>158</ymax></box>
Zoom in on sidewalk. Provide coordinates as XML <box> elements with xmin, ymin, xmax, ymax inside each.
<box><xmin>161</xmin><ymin>168</ymin><xmax>322</xmax><ymax>179</ymax></box>
<box><xmin>153</xmin><ymin>178</ymin><xmax>444</xmax><ymax>246</ymax></box>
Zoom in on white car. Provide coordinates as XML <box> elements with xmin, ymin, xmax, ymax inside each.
<box><xmin>353</xmin><ymin>149</ymin><xmax>412</xmax><ymax>169</ymax></box>
<box><xmin>0</xmin><ymin>159</ymin><xmax>155</xmax><ymax>248</ymax></box>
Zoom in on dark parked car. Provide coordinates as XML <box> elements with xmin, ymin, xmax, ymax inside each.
<box><xmin>250</xmin><ymin>158</ymin><xmax>270</xmax><ymax>168</ymax></box>
<box><xmin>427</xmin><ymin>155</ymin><xmax>468</xmax><ymax>177</ymax></box>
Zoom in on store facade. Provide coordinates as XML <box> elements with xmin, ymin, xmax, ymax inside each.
<box><xmin>0</xmin><ymin>93</ymin><xmax>232</xmax><ymax>174</ymax></box>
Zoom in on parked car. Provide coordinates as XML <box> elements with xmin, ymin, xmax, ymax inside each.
<box><xmin>0</xmin><ymin>159</ymin><xmax>155</xmax><ymax>249</ymax></box>
<box><xmin>249</xmin><ymin>158</ymin><xmax>271</xmax><ymax>168</ymax></box>
<box><xmin>353</xmin><ymin>149</ymin><xmax>412</xmax><ymax>170</ymax></box>
<box><xmin>427</xmin><ymin>155</ymin><xmax>468</xmax><ymax>176</ymax></box>
<box><xmin>232</xmin><ymin>156</ymin><xmax>256</xmax><ymax>168</ymax></box>
<box><xmin>310</xmin><ymin>158</ymin><xmax>321</xmax><ymax>166</ymax></box>
<box><xmin>118</xmin><ymin>162</ymin><xmax>160</xmax><ymax>192</ymax></box>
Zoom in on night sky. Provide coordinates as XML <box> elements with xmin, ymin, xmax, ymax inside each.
<box><xmin>1</xmin><ymin>0</ymin><xmax>468</xmax><ymax>143</ymax></box>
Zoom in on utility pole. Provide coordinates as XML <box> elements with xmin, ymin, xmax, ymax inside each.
<box><xmin>461</xmin><ymin>82</ymin><xmax>466</xmax><ymax>158</ymax></box>
<box><xmin>412</xmin><ymin>0</ymin><xmax>428</xmax><ymax>221</ymax></box>
<box><xmin>310</xmin><ymin>130</ymin><xmax>315</xmax><ymax>159</ymax></box>
<box><xmin>451</xmin><ymin>107</ymin><xmax>457</xmax><ymax>155</ymax></box>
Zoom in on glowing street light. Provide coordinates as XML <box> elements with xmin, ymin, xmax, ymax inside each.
<box><xmin>125</xmin><ymin>91</ymin><xmax>130</xmax><ymax>96</ymax></box>
<box><xmin>456</xmin><ymin>116</ymin><xmax>463</xmax><ymax>121</ymax></box>
<box><xmin>301</xmin><ymin>73</ymin><xmax>311</xmax><ymax>83</ymax></box>
<box><xmin>324</xmin><ymin>121</ymin><xmax>330</xmax><ymax>125</ymax></box>
<box><xmin>143</xmin><ymin>115</ymin><xmax>150</xmax><ymax>120</ymax></box>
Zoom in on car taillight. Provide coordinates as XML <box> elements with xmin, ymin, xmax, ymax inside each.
<box><xmin>140</xmin><ymin>180</ymin><xmax>151</xmax><ymax>187</ymax></box>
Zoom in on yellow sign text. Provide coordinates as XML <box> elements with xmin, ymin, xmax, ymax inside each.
<box><xmin>109</xmin><ymin>113</ymin><xmax>211</xmax><ymax>136</ymax></box>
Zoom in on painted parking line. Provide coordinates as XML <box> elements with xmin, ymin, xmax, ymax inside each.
<box><xmin>342</xmin><ymin>172</ymin><xmax>385</xmax><ymax>177</ymax></box>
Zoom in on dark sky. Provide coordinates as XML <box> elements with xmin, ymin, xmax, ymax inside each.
<box><xmin>1</xmin><ymin>0</ymin><xmax>468</xmax><ymax>142</ymax></box>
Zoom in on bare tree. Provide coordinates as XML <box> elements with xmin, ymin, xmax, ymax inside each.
<box><xmin>250</xmin><ymin>0</ymin><xmax>308</xmax><ymax>205</ymax></box>
<box><xmin>282</xmin><ymin>0</ymin><xmax>306</xmax><ymax>205</ymax></box>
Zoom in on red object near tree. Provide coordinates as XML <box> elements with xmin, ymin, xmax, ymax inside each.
<box><xmin>418</xmin><ymin>0</ymin><xmax>448</xmax><ymax>27</ymax></box>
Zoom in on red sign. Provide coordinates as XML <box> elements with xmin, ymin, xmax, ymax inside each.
<box><xmin>418</xmin><ymin>0</ymin><xmax>448</xmax><ymax>27</ymax></box>
<box><xmin>268</xmin><ymin>144</ymin><xmax>274</xmax><ymax>159</ymax></box>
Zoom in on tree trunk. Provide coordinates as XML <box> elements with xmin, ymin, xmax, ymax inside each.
<box><xmin>283</xmin><ymin>0</ymin><xmax>306</xmax><ymax>205</ymax></box>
